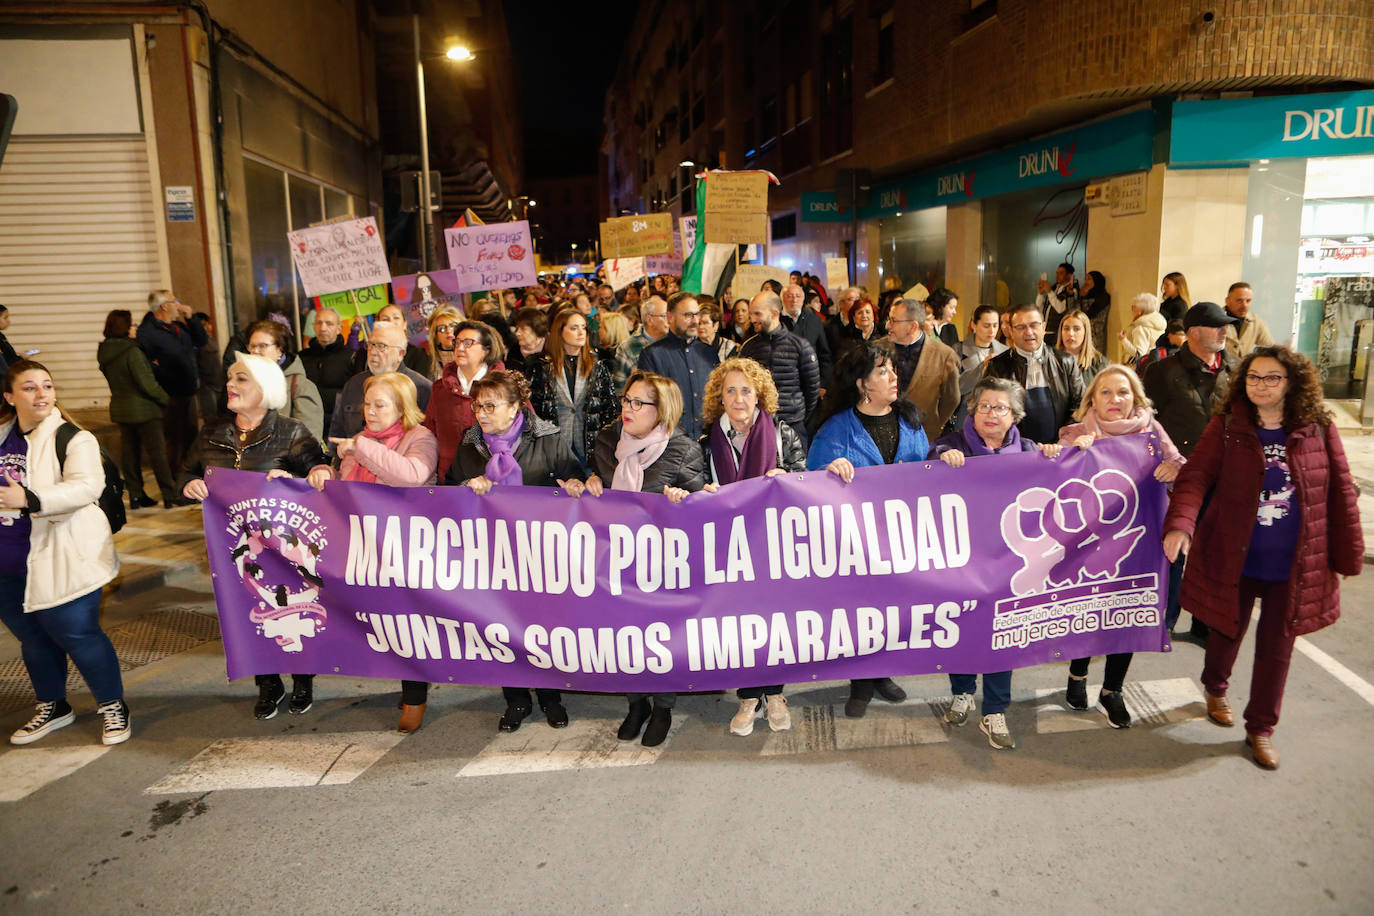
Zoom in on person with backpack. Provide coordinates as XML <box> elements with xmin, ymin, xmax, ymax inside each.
<box><xmin>0</xmin><ymin>359</ymin><xmax>131</xmax><ymax>747</ymax></box>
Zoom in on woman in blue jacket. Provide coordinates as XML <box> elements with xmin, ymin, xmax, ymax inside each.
<box><xmin>807</xmin><ymin>339</ymin><xmax>929</xmax><ymax>718</ymax></box>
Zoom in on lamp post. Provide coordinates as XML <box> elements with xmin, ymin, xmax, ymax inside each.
<box><xmin>413</xmin><ymin>14</ymin><xmax>435</xmax><ymax>271</ymax></box>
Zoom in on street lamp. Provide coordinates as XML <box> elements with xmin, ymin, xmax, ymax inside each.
<box><xmin>414</xmin><ymin>18</ymin><xmax>473</xmax><ymax>271</ymax></box>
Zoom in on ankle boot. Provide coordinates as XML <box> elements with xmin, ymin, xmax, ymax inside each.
<box><xmin>617</xmin><ymin>698</ymin><xmax>651</xmax><ymax>740</ymax></box>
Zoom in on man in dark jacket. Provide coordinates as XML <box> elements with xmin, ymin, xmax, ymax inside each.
<box><xmin>739</xmin><ymin>291</ymin><xmax>821</xmax><ymax>445</ymax></box>
<box><xmin>781</xmin><ymin>282</ymin><xmax>832</xmax><ymax>392</ymax></box>
<box><xmin>300</xmin><ymin>307</ymin><xmax>363</xmax><ymax>420</ymax></box>
<box><xmin>330</xmin><ymin>323</ymin><xmax>432</xmax><ymax>439</ymax></box>
<box><xmin>981</xmin><ymin>303</ymin><xmax>1083</xmax><ymax>443</ymax></box>
<box><xmin>138</xmin><ymin>289</ymin><xmax>209</xmax><ymax>472</ymax></box>
<box><xmin>637</xmin><ymin>291</ymin><xmax>720</xmax><ymax>439</ymax></box>
<box><xmin>1143</xmin><ymin>302</ymin><xmax>1239</xmax><ymax>457</ymax></box>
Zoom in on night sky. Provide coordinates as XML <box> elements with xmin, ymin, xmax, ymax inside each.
<box><xmin>503</xmin><ymin>0</ymin><xmax>638</xmax><ymax>179</ymax></box>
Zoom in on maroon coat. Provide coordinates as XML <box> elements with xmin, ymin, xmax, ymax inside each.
<box><xmin>1162</xmin><ymin>404</ymin><xmax>1363</xmax><ymax>639</ymax></box>
<box><xmin>422</xmin><ymin>359</ymin><xmax>505</xmax><ymax>481</ymax></box>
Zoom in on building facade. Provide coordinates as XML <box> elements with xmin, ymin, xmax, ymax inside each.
<box><xmin>601</xmin><ymin>0</ymin><xmax>1374</xmax><ymax>376</ymax></box>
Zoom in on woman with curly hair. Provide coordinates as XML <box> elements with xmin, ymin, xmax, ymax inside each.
<box><xmin>698</xmin><ymin>357</ymin><xmax>807</xmax><ymax>736</ymax></box>
<box><xmin>1163</xmin><ymin>346</ymin><xmax>1362</xmax><ymax>770</ymax></box>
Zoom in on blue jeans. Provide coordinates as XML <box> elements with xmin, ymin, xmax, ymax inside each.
<box><xmin>0</xmin><ymin>572</ymin><xmax>123</xmax><ymax>704</ymax></box>
<box><xmin>949</xmin><ymin>671</ymin><xmax>1012</xmax><ymax>715</ymax></box>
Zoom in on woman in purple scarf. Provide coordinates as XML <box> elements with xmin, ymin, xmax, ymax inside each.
<box><xmin>698</xmin><ymin>357</ymin><xmax>807</xmax><ymax>736</ymax></box>
<box><xmin>449</xmin><ymin>370</ymin><xmax>586</xmax><ymax>733</ymax></box>
<box><xmin>928</xmin><ymin>376</ymin><xmax>1062</xmax><ymax>751</ymax></box>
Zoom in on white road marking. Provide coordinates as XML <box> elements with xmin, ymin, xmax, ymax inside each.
<box><xmin>117</xmin><ymin>525</ymin><xmax>205</xmax><ymax>537</ymax></box>
<box><xmin>116</xmin><ymin>554</ymin><xmax>186</xmax><ymax>568</ymax></box>
<box><xmin>1034</xmin><ymin>678</ymin><xmax>1204</xmax><ymax>733</ymax></box>
<box><xmin>145</xmin><ymin>731</ymin><xmax>405</xmax><ymax>793</ymax></box>
<box><xmin>1296</xmin><ymin>637</ymin><xmax>1374</xmax><ymax>707</ymax></box>
<box><xmin>0</xmin><ymin>746</ymin><xmax>112</xmax><ymax>802</ymax></box>
<box><xmin>760</xmin><ymin>703</ymin><xmax>948</xmax><ymax>756</ymax></box>
<box><xmin>457</xmin><ymin>716</ymin><xmax>685</xmax><ymax>777</ymax></box>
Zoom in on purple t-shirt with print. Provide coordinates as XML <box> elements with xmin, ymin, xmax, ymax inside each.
<box><xmin>0</xmin><ymin>423</ymin><xmax>31</xmax><ymax>574</ymax></box>
<box><xmin>1242</xmin><ymin>426</ymin><xmax>1301</xmax><ymax>581</ymax></box>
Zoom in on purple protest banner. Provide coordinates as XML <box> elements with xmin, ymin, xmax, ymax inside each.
<box><xmin>202</xmin><ymin>436</ymin><xmax>1171</xmax><ymax>689</ymax></box>
<box><xmin>444</xmin><ymin>220</ymin><xmax>537</xmax><ymax>292</ymax></box>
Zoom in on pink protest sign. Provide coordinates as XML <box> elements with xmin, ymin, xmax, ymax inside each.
<box><xmin>444</xmin><ymin>220</ymin><xmax>537</xmax><ymax>292</ymax></box>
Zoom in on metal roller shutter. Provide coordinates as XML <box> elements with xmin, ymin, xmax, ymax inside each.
<box><xmin>0</xmin><ymin>136</ymin><xmax>164</xmax><ymax>409</ymax></box>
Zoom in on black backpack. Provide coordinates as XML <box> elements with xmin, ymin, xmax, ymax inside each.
<box><xmin>54</xmin><ymin>421</ymin><xmax>126</xmax><ymax>534</ymax></box>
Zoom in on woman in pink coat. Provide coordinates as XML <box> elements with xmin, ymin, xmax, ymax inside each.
<box><xmin>318</xmin><ymin>372</ymin><xmax>438</xmax><ymax>733</ymax></box>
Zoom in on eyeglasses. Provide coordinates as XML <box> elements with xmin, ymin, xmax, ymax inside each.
<box><xmin>247</xmin><ymin>343</ymin><xmax>277</xmax><ymax>354</ymax></box>
<box><xmin>1245</xmin><ymin>373</ymin><xmax>1287</xmax><ymax>388</ymax></box>
<box><xmin>434</xmin><ymin>323</ymin><xmax>459</xmax><ymax>335</ymax></box>
<box><xmin>366</xmin><ymin>342</ymin><xmax>402</xmax><ymax>352</ymax></box>
<box><xmin>472</xmin><ymin>401</ymin><xmax>511</xmax><ymax>415</ymax></box>
<box><xmin>454</xmin><ymin>338</ymin><xmax>485</xmax><ymax>350</ymax></box>
<box><xmin>974</xmin><ymin>403</ymin><xmax>1011</xmax><ymax>416</ymax></box>
<box><xmin>621</xmin><ymin>396</ymin><xmax>658</xmax><ymax>411</ymax></box>
<box><xmin>1011</xmin><ymin>321</ymin><xmax>1044</xmax><ymax>332</ymax></box>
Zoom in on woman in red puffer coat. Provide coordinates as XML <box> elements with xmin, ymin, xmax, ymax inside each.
<box><xmin>1163</xmin><ymin>346</ymin><xmax>1362</xmax><ymax>772</ymax></box>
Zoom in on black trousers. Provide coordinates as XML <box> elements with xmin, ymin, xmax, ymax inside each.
<box><xmin>503</xmin><ymin>686</ymin><xmax>562</xmax><ymax>708</ymax></box>
<box><xmin>1069</xmin><ymin>654</ymin><xmax>1132</xmax><ymax>693</ymax></box>
<box><xmin>163</xmin><ymin>394</ymin><xmax>199</xmax><ymax>474</ymax></box>
<box><xmin>737</xmin><ymin>685</ymin><xmax>784</xmax><ymax>699</ymax></box>
<box><xmin>117</xmin><ymin>419</ymin><xmax>176</xmax><ymax>502</ymax></box>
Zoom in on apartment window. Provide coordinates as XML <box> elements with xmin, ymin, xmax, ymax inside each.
<box><xmin>691</xmin><ymin>14</ymin><xmax>704</xmax><ymax>48</ymax></box>
<box><xmin>771</xmin><ymin>213</ymin><xmax>797</xmax><ymax>241</ymax></box>
<box><xmin>876</xmin><ymin>11</ymin><xmax>894</xmax><ymax>84</ymax></box>
<box><xmin>966</xmin><ymin>0</ymin><xmax>997</xmax><ymax>29</ymax></box>
<box><xmin>692</xmin><ymin>92</ymin><xmax>705</xmax><ymax>129</ymax></box>
<box><xmin>819</xmin><ymin>16</ymin><xmax>853</xmax><ymax>159</ymax></box>
<box><xmin>759</xmin><ymin>95</ymin><xmax>778</xmax><ymax>148</ymax></box>
<box><xmin>743</xmin><ymin>119</ymin><xmax>756</xmax><ymax>159</ymax></box>
<box><xmin>668</xmin><ymin>173</ymin><xmax>678</xmax><ymax>199</ymax></box>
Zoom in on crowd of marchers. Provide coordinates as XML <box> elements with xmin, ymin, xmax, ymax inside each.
<box><xmin>0</xmin><ymin>264</ymin><xmax>1360</xmax><ymax>771</ymax></box>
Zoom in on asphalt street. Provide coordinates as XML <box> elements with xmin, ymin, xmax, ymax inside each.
<box><xmin>0</xmin><ymin>423</ymin><xmax>1372</xmax><ymax>914</ymax></box>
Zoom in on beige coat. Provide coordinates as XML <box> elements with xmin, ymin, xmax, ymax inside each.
<box><xmin>1120</xmin><ymin>311</ymin><xmax>1167</xmax><ymax>363</ymax></box>
<box><xmin>5</xmin><ymin>411</ymin><xmax>118</xmax><ymax>611</ymax></box>
<box><xmin>899</xmin><ymin>333</ymin><xmax>962</xmax><ymax>442</ymax></box>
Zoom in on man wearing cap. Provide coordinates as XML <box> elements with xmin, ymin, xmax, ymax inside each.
<box><xmin>1144</xmin><ymin>301</ymin><xmax>1240</xmax><ymax>641</ymax></box>
<box><xmin>1143</xmin><ymin>301</ymin><xmax>1239</xmax><ymax>457</ymax></box>
<box><xmin>1221</xmin><ymin>281</ymin><xmax>1275</xmax><ymax>363</ymax></box>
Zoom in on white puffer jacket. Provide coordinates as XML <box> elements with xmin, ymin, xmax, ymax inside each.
<box><xmin>3</xmin><ymin>411</ymin><xmax>119</xmax><ymax>611</ymax></box>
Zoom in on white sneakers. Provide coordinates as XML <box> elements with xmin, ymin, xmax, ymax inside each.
<box><xmin>730</xmin><ymin>695</ymin><xmax>792</xmax><ymax>735</ymax></box>
<box><xmin>980</xmin><ymin>713</ymin><xmax>1015</xmax><ymax>749</ymax></box>
<box><xmin>944</xmin><ymin>693</ymin><xmax>976</xmax><ymax>726</ymax></box>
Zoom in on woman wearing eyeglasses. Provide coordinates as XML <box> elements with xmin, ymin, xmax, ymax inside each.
<box><xmin>246</xmin><ymin>319</ymin><xmax>324</xmax><ymax>441</ymax></box>
<box><xmin>1163</xmin><ymin>346</ymin><xmax>1362</xmax><ymax>770</ymax></box>
<box><xmin>448</xmin><ymin>370</ymin><xmax>585</xmax><ymax>733</ymax></box>
<box><xmin>586</xmin><ymin>370</ymin><xmax>707</xmax><ymax>747</ymax></box>
<box><xmin>928</xmin><ymin>376</ymin><xmax>1061</xmax><ymax>749</ymax></box>
<box><xmin>424</xmin><ymin>306</ymin><xmax>464</xmax><ymax>381</ymax></box>
<box><xmin>1056</xmin><ymin>365</ymin><xmax>1183</xmax><ymax>729</ymax></box>
<box><xmin>423</xmin><ymin>320</ymin><xmax>505</xmax><ymax>480</ymax></box>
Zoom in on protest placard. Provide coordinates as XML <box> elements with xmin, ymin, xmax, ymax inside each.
<box><xmin>704</xmin><ymin>171</ymin><xmax>768</xmax><ymax>213</ymax></box>
<box><xmin>680</xmin><ymin>216</ymin><xmax>697</xmax><ymax>256</ymax></box>
<box><xmin>904</xmin><ymin>282</ymin><xmax>930</xmax><ymax>302</ymax></box>
<box><xmin>645</xmin><ymin>254</ymin><xmax>683</xmax><ymax>276</ymax></box>
<box><xmin>705</xmin><ymin>210</ymin><xmax>768</xmax><ymax>245</ymax></box>
<box><xmin>606</xmin><ymin>257</ymin><xmax>647</xmax><ymax>290</ymax></box>
<box><xmin>391</xmin><ymin>269</ymin><xmax>464</xmax><ymax>343</ymax></box>
<box><xmin>444</xmin><ymin>220</ymin><xmax>537</xmax><ymax>292</ymax></box>
<box><xmin>825</xmin><ymin>257</ymin><xmax>850</xmax><ymax>291</ymax></box>
<box><xmin>734</xmin><ymin>264</ymin><xmax>790</xmax><ymax>295</ymax></box>
<box><xmin>287</xmin><ymin>217</ymin><xmax>390</xmax><ymax>298</ymax></box>
<box><xmin>599</xmin><ymin>213</ymin><xmax>674</xmax><ymax>258</ymax></box>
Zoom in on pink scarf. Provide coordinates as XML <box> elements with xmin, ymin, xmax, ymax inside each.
<box><xmin>1079</xmin><ymin>406</ymin><xmax>1154</xmax><ymax>439</ymax></box>
<box><xmin>346</xmin><ymin>420</ymin><xmax>407</xmax><ymax>484</ymax></box>
<box><xmin>612</xmin><ymin>424</ymin><xmax>671</xmax><ymax>492</ymax></box>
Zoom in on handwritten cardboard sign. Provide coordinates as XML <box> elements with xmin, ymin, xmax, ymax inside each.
<box><xmin>704</xmin><ymin>171</ymin><xmax>768</xmax><ymax>213</ymax></box>
<box><xmin>599</xmin><ymin>213</ymin><xmax>674</xmax><ymax>258</ymax></box>
<box><xmin>287</xmin><ymin>217</ymin><xmax>390</xmax><ymax>298</ymax></box>
<box><xmin>825</xmin><ymin>257</ymin><xmax>850</xmax><ymax>291</ymax></box>
<box><xmin>391</xmin><ymin>270</ymin><xmax>464</xmax><ymax>343</ymax></box>
<box><xmin>733</xmin><ymin>264</ymin><xmax>790</xmax><ymax>295</ymax></box>
<box><xmin>704</xmin><ymin>210</ymin><xmax>768</xmax><ymax>245</ymax></box>
<box><xmin>680</xmin><ymin>216</ymin><xmax>697</xmax><ymax>257</ymax></box>
<box><xmin>444</xmin><ymin>220</ymin><xmax>537</xmax><ymax>292</ymax></box>
<box><xmin>605</xmin><ymin>257</ymin><xmax>647</xmax><ymax>291</ymax></box>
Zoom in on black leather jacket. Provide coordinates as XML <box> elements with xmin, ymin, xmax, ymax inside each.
<box><xmin>178</xmin><ymin>410</ymin><xmax>326</xmax><ymax>487</ymax></box>
<box><xmin>982</xmin><ymin>345</ymin><xmax>1085</xmax><ymax>434</ymax></box>
<box><xmin>446</xmin><ymin>409</ymin><xmax>581</xmax><ymax>487</ymax></box>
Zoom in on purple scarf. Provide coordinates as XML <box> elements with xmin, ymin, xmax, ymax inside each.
<box><xmin>482</xmin><ymin>411</ymin><xmax>525</xmax><ymax>487</ymax></box>
<box><xmin>709</xmin><ymin>411</ymin><xmax>778</xmax><ymax>485</ymax></box>
<box><xmin>960</xmin><ymin>414</ymin><xmax>1023</xmax><ymax>456</ymax></box>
